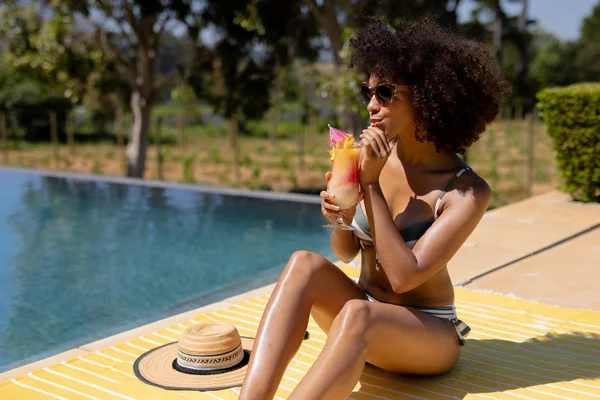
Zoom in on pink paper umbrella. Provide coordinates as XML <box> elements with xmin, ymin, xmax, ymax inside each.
<box><xmin>328</xmin><ymin>124</ymin><xmax>348</xmax><ymax>146</ymax></box>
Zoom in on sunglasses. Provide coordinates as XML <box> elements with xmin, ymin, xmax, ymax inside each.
<box><xmin>360</xmin><ymin>82</ymin><xmax>410</xmax><ymax>106</ymax></box>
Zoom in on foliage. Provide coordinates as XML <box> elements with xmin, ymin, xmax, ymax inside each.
<box><xmin>2</xmin><ymin>0</ymin><xmax>600</xmax><ymax>183</ymax></box>
<box><xmin>0</xmin><ymin>55</ymin><xmax>72</xmax><ymax>141</ymax></box>
<box><xmin>0</xmin><ymin>2</ymin><xmax>127</xmax><ymax>140</ymax></box>
<box><xmin>170</xmin><ymin>82</ymin><xmax>197</xmax><ymax>106</ymax></box>
<box><xmin>537</xmin><ymin>84</ymin><xmax>600</xmax><ymax>202</ymax></box>
<box><xmin>574</xmin><ymin>2</ymin><xmax>600</xmax><ymax>83</ymax></box>
<box><xmin>529</xmin><ymin>32</ymin><xmax>579</xmax><ymax>88</ymax></box>
<box><xmin>191</xmin><ymin>0</ymin><xmax>320</xmax><ymax>123</ymax></box>
<box><xmin>0</xmin><ymin>3</ymin><xmax>95</xmax><ymax>103</ymax></box>
<box><xmin>182</xmin><ymin>153</ymin><xmax>196</xmax><ymax>183</ymax></box>
<box><xmin>4</xmin><ymin>0</ymin><xmax>197</xmax><ymax>177</ymax></box>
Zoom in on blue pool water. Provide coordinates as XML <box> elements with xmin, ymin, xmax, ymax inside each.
<box><xmin>0</xmin><ymin>168</ymin><xmax>333</xmax><ymax>372</ymax></box>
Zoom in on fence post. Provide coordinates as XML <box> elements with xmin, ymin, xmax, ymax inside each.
<box><xmin>297</xmin><ymin>122</ymin><xmax>305</xmax><ymax>170</ymax></box>
<box><xmin>178</xmin><ymin>112</ymin><xmax>186</xmax><ymax>149</ymax></box>
<box><xmin>0</xmin><ymin>112</ymin><xmax>7</xmax><ymax>164</ymax></box>
<box><xmin>156</xmin><ymin>117</ymin><xmax>163</xmax><ymax>180</ymax></box>
<box><xmin>66</xmin><ymin>111</ymin><xmax>75</xmax><ymax>155</ymax></box>
<box><xmin>49</xmin><ymin>111</ymin><xmax>59</xmax><ymax>164</ymax></box>
<box><xmin>229</xmin><ymin>117</ymin><xmax>240</xmax><ymax>183</ymax></box>
<box><xmin>115</xmin><ymin>107</ymin><xmax>124</xmax><ymax>148</ymax></box>
<box><xmin>526</xmin><ymin>109</ymin><xmax>535</xmax><ymax>197</ymax></box>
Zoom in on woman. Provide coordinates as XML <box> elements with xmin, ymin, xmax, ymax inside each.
<box><xmin>239</xmin><ymin>18</ymin><xmax>510</xmax><ymax>400</ymax></box>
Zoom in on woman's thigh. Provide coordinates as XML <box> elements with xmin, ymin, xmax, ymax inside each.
<box><xmin>363</xmin><ymin>302</ymin><xmax>461</xmax><ymax>375</ymax></box>
<box><xmin>288</xmin><ymin>253</ymin><xmax>366</xmax><ymax>334</ymax></box>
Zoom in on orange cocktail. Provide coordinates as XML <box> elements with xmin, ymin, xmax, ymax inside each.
<box><xmin>328</xmin><ymin>148</ymin><xmax>361</xmax><ymax>209</ymax></box>
<box><xmin>327</xmin><ymin>126</ymin><xmax>360</xmax><ymax>210</ymax></box>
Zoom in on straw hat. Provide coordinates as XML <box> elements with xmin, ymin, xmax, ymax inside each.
<box><xmin>134</xmin><ymin>321</ymin><xmax>255</xmax><ymax>391</ymax></box>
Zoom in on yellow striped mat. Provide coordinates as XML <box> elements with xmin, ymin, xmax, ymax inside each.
<box><xmin>1</xmin><ymin>266</ymin><xmax>599</xmax><ymax>400</ymax></box>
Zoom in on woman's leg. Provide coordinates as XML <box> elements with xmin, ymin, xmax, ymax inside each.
<box><xmin>289</xmin><ymin>299</ymin><xmax>461</xmax><ymax>400</ymax></box>
<box><xmin>238</xmin><ymin>251</ymin><xmax>366</xmax><ymax>400</ymax></box>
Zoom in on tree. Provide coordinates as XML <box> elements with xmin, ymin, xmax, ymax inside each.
<box><xmin>472</xmin><ymin>0</ymin><xmax>538</xmax><ymax>116</ymax></box>
<box><xmin>190</xmin><ymin>0</ymin><xmax>319</xmax><ymax>182</ymax></box>
<box><xmin>303</xmin><ymin>0</ymin><xmax>454</xmax><ymax>134</ymax></box>
<box><xmin>4</xmin><ymin>0</ymin><xmax>194</xmax><ymax>177</ymax></box>
<box><xmin>529</xmin><ymin>32</ymin><xmax>578</xmax><ymax>89</ymax></box>
<box><xmin>575</xmin><ymin>2</ymin><xmax>600</xmax><ymax>82</ymax></box>
<box><xmin>512</xmin><ymin>0</ymin><xmax>533</xmax><ymax>117</ymax></box>
<box><xmin>0</xmin><ymin>55</ymin><xmax>58</xmax><ymax>141</ymax></box>
<box><xmin>0</xmin><ymin>2</ymin><xmax>96</xmax><ymax>104</ymax></box>
<box><xmin>0</xmin><ymin>2</ymin><xmax>103</xmax><ymax>140</ymax></box>
<box><xmin>71</xmin><ymin>0</ymin><xmax>196</xmax><ymax>178</ymax></box>
<box><xmin>170</xmin><ymin>81</ymin><xmax>197</xmax><ymax>148</ymax></box>
<box><xmin>471</xmin><ymin>0</ymin><xmax>508</xmax><ymax>68</ymax></box>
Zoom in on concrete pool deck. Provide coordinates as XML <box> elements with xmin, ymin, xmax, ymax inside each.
<box><xmin>1</xmin><ymin>190</ymin><xmax>599</xmax><ymax>394</ymax></box>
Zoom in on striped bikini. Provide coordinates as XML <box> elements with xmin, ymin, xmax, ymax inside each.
<box><xmin>351</xmin><ymin>167</ymin><xmax>472</xmax><ymax>346</ymax></box>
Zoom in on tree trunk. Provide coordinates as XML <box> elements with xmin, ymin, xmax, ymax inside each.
<box><xmin>441</xmin><ymin>0</ymin><xmax>462</xmax><ymax>29</ymax></box>
<box><xmin>229</xmin><ymin>117</ymin><xmax>240</xmax><ymax>183</ymax></box>
<box><xmin>515</xmin><ymin>0</ymin><xmax>529</xmax><ymax>112</ymax></box>
<box><xmin>492</xmin><ymin>5</ymin><xmax>504</xmax><ymax>68</ymax></box>
<box><xmin>178</xmin><ymin>112</ymin><xmax>186</xmax><ymax>149</ymax></box>
<box><xmin>126</xmin><ymin>16</ymin><xmax>156</xmax><ymax>179</ymax></box>
<box><xmin>306</xmin><ymin>0</ymin><xmax>343</xmax><ymax>67</ymax></box>
<box><xmin>526</xmin><ymin>108</ymin><xmax>535</xmax><ymax>197</ymax></box>
<box><xmin>306</xmin><ymin>0</ymin><xmax>362</xmax><ymax>134</ymax></box>
<box><xmin>114</xmin><ymin>107</ymin><xmax>125</xmax><ymax>175</ymax></box>
<box><xmin>516</xmin><ymin>103</ymin><xmax>524</xmax><ymax>120</ymax></box>
<box><xmin>297</xmin><ymin>122</ymin><xmax>305</xmax><ymax>170</ymax></box>
<box><xmin>126</xmin><ymin>90</ymin><xmax>152</xmax><ymax>178</ymax></box>
<box><xmin>156</xmin><ymin>117</ymin><xmax>163</xmax><ymax>180</ymax></box>
<box><xmin>115</xmin><ymin>106</ymin><xmax>124</xmax><ymax>148</ymax></box>
<box><xmin>268</xmin><ymin>107</ymin><xmax>277</xmax><ymax>143</ymax></box>
<box><xmin>49</xmin><ymin>111</ymin><xmax>59</xmax><ymax>164</ymax></box>
<box><xmin>66</xmin><ymin>111</ymin><xmax>74</xmax><ymax>155</ymax></box>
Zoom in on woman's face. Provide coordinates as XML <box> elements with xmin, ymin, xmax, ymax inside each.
<box><xmin>365</xmin><ymin>73</ymin><xmax>415</xmax><ymax>140</ymax></box>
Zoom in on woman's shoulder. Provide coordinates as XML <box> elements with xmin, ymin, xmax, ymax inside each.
<box><xmin>446</xmin><ymin>168</ymin><xmax>491</xmax><ymax>213</ymax></box>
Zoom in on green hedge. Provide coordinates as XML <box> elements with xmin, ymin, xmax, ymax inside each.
<box><xmin>537</xmin><ymin>83</ymin><xmax>600</xmax><ymax>202</ymax></box>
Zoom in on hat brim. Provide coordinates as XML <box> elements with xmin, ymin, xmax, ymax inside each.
<box><xmin>134</xmin><ymin>336</ymin><xmax>255</xmax><ymax>391</ymax></box>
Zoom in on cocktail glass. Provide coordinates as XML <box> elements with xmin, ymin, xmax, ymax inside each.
<box><xmin>323</xmin><ymin>145</ymin><xmax>361</xmax><ymax>230</ymax></box>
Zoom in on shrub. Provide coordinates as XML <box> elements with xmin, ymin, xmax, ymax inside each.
<box><xmin>287</xmin><ymin>170</ymin><xmax>298</xmax><ymax>188</ymax></box>
<box><xmin>183</xmin><ymin>154</ymin><xmax>196</xmax><ymax>183</ymax></box>
<box><xmin>91</xmin><ymin>157</ymin><xmax>102</xmax><ymax>175</ymax></box>
<box><xmin>537</xmin><ymin>83</ymin><xmax>600</xmax><ymax>202</ymax></box>
<box><xmin>255</xmin><ymin>145</ymin><xmax>267</xmax><ymax>154</ymax></box>
<box><xmin>240</xmin><ymin>153</ymin><xmax>252</xmax><ymax>167</ymax></box>
<box><xmin>208</xmin><ymin>147</ymin><xmax>223</xmax><ymax>164</ymax></box>
<box><xmin>280</xmin><ymin>152</ymin><xmax>291</xmax><ymax>169</ymax></box>
<box><xmin>251</xmin><ymin>163</ymin><xmax>261</xmax><ymax>180</ymax></box>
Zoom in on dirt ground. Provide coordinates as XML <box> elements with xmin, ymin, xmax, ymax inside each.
<box><xmin>1</xmin><ymin>120</ymin><xmax>558</xmax><ymax>208</ymax></box>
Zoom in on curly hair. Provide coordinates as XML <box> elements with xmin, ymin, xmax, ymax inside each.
<box><xmin>349</xmin><ymin>18</ymin><xmax>511</xmax><ymax>154</ymax></box>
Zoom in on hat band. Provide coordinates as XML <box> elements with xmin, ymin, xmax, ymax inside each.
<box><xmin>176</xmin><ymin>345</ymin><xmax>244</xmax><ymax>371</ymax></box>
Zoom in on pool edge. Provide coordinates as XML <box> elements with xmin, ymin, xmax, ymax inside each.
<box><xmin>0</xmin><ymin>281</ymin><xmax>279</xmax><ymax>384</ymax></box>
<box><xmin>0</xmin><ymin>165</ymin><xmax>322</xmax><ymax>204</ymax></box>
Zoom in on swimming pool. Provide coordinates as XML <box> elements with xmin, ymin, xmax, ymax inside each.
<box><xmin>0</xmin><ymin>167</ymin><xmax>333</xmax><ymax>372</ymax></box>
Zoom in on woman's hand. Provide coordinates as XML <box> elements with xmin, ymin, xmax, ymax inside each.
<box><xmin>321</xmin><ymin>171</ymin><xmax>364</xmax><ymax>225</ymax></box>
<box><xmin>359</xmin><ymin>125</ymin><xmax>395</xmax><ymax>186</ymax></box>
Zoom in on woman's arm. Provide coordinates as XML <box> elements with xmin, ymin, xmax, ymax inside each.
<box><xmin>362</xmin><ymin>179</ymin><xmax>491</xmax><ymax>293</ymax></box>
<box><xmin>330</xmin><ymin>226</ymin><xmax>360</xmax><ymax>263</ymax></box>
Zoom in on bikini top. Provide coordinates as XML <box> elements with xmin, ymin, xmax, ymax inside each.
<box><xmin>351</xmin><ymin>167</ymin><xmax>472</xmax><ymax>245</ymax></box>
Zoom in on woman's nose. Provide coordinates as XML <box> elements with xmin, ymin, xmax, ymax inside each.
<box><xmin>367</xmin><ymin>93</ymin><xmax>380</xmax><ymax>114</ymax></box>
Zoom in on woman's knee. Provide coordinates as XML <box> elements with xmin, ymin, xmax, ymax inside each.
<box><xmin>280</xmin><ymin>250</ymin><xmax>328</xmax><ymax>285</ymax></box>
<box><xmin>332</xmin><ymin>300</ymin><xmax>372</xmax><ymax>342</ymax></box>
